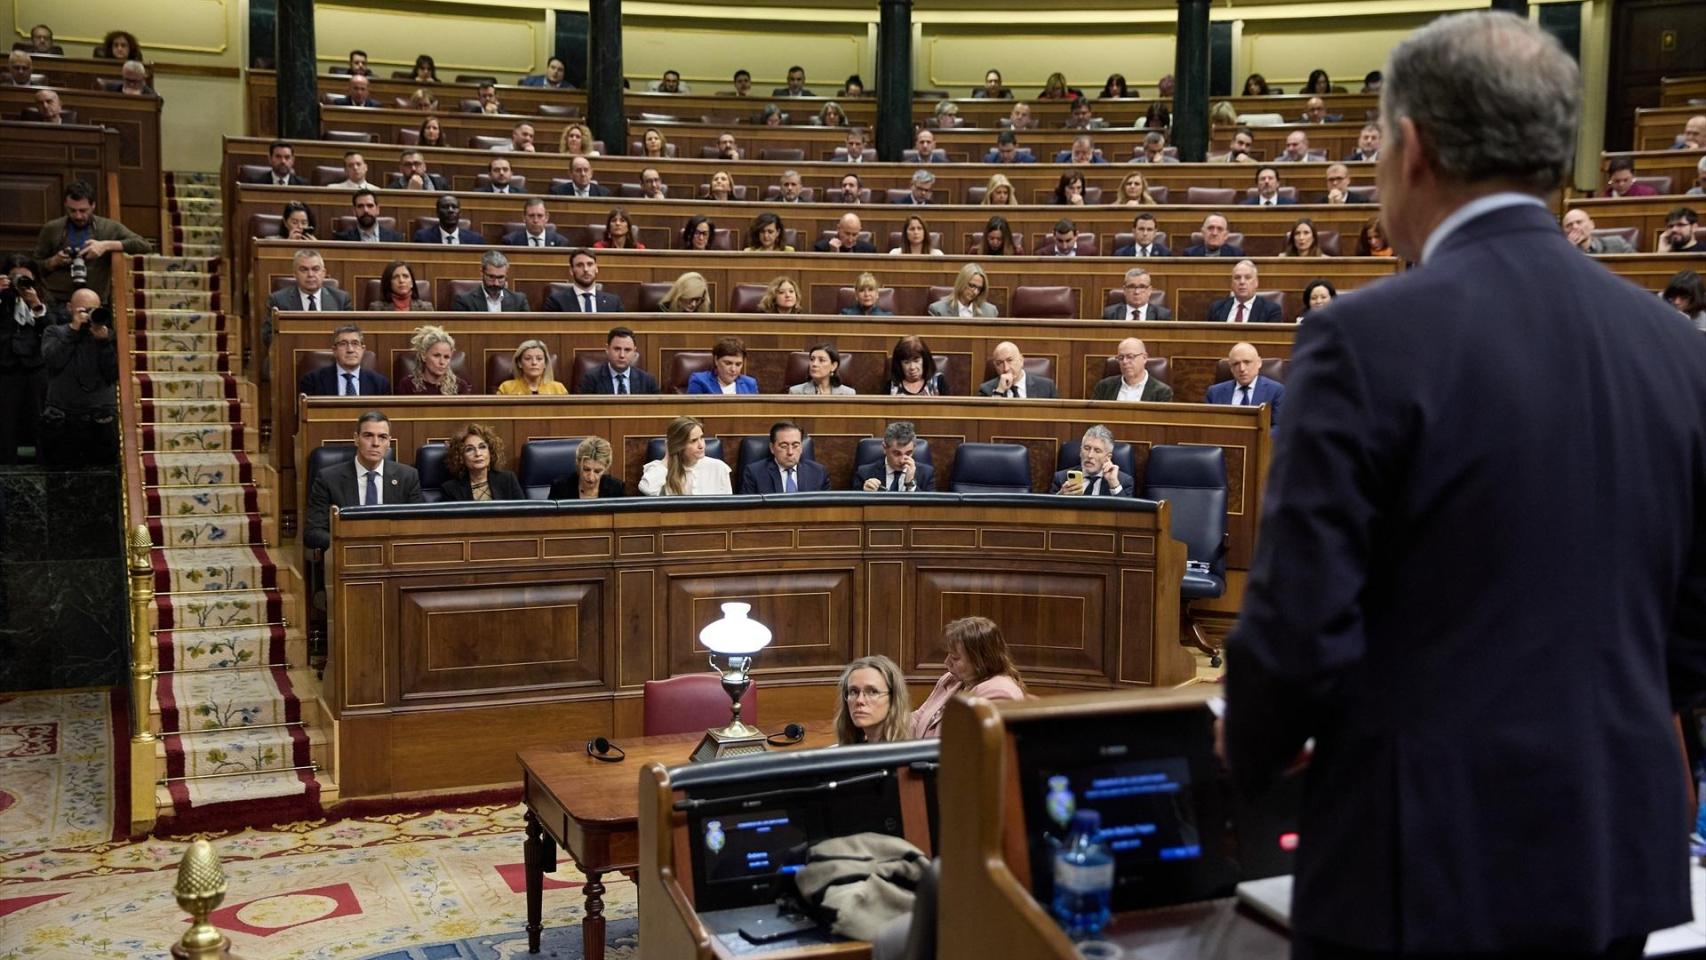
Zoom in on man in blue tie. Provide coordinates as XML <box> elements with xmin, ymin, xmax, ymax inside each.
<box><xmin>303</xmin><ymin>411</ymin><xmax>423</xmax><ymax>550</ymax></box>
<box><xmin>740</xmin><ymin>421</ymin><xmax>828</xmax><ymax>494</ymax></box>
<box><xmin>1205</xmin><ymin>341</ymin><xmax>1284</xmax><ymax>423</ymax></box>
<box><xmin>576</xmin><ymin>326</ymin><xmax>659</xmax><ymax>395</ymax></box>
<box><xmin>298</xmin><ymin>324</ymin><xmax>391</xmax><ymax>397</ymax></box>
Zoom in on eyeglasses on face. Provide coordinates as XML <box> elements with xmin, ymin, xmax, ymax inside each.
<box><xmin>845</xmin><ymin>687</ymin><xmax>890</xmax><ymax>703</ymax></box>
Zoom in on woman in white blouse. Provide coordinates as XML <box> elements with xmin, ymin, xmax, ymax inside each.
<box><xmin>639</xmin><ymin>416</ymin><xmax>732</xmax><ymax>496</ymax></box>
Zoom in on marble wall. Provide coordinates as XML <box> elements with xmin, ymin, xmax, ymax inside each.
<box><xmin>0</xmin><ymin>467</ymin><xmax>128</xmax><ymax>692</ymax></box>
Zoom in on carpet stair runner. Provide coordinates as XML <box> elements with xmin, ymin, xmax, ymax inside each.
<box><xmin>134</xmin><ymin>172</ymin><xmax>335</xmax><ymax>828</ymax></box>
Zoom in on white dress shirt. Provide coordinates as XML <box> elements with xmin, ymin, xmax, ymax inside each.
<box><xmin>438</xmin><ymin>228</ymin><xmax>461</xmax><ymax>245</ymax></box>
<box><xmin>1229</xmin><ymin>297</ymin><xmax>1256</xmax><ymax>322</ymax></box>
<box><xmin>638</xmin><ymin>457</ymin><xmax>733</xmax><ymax>496</ymax></box>
<box><xmin>355</xmin><ymin>459</ymin><xmax>385</xmax><ymax>505</ymax></box>
<box><xmin>1116</xmin><ymin>374</ymin><xmax>1149</xmax><ymax>401</ymax></box>
<box><xmin>299</xmin><ymin>289</ymin><xmax>325</xmax><ymax>310</ymax></box>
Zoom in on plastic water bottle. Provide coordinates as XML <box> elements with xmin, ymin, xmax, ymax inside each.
<box><xmin>1051</xmin><ymin>809</ymin><xmax>1114</xmax><ymax>940</ymax></box>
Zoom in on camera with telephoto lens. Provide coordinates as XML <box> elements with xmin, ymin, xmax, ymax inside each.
<box><xmin>10</xmin><ymin>273</ymin><xmax>41</xmax><ymax>296</ymax></box>
<box><xmin>87</xmin><ymin>306</ymin><xmax>113</xmax><ymax>330</ymax></box>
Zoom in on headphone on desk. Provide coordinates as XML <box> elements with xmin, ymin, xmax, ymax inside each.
<box><xmin>586</xmin><ymin>737</ymin><xmax>626</xmax><ymax>763</ymax></box>
<box><xmin>766</xmin><ymin>722</ymin><xmax>806</xmax><ymax>746</ymax></box>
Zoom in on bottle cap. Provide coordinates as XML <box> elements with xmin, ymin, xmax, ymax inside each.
<box><xmin>1070</xmin><ymin>810</ymin><xmax>1101</xmax><ymax>834</ymax></box>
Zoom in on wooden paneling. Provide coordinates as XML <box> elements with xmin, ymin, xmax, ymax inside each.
<box><xmin>0</xmin><ymin>87</ymin><xmax>163</xmax><ymax>240</ymax></box>
<box><xmin>1611</xmin><ymin>3</ymin><xmax>1706</xmax><ymax>150</ymax></box>
<box><xmin>1635</xmin><ymin>104</ymin><xmax>1706</xmax><ymax>152</ymax></box>
<box><xmin>1591</xmin><ymin>149</ymin><xmax>1706</xmax><ymax>203</ymax></box>
<box><xmin>0</xmin><ymin>121</ymin><xmax>121</xmax><ymax>253</ymax></box>
<box><xmin>397</xmin><ymin>578</ymin><xmax>606</xmax><ymax>698</ymax></box>
<box><xmin>1660</xmin><ymin>75</ymin><xmax>1706</xmax><ymax>106</ymax></box>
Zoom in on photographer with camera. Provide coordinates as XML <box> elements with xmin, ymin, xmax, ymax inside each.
<box><xmin>32</xmin><ymin>180</ymin><xmax>152</xmax><ymax>304</ymax></box>
<box><xmin>0</xmin><ymin>254</ymin><xmax>54</xmax><ymax>464</ymax></box>
<box><xmin>39</xmin><ymin>288</ymin><xmax>118</xmax><ymax>467</ymax></box>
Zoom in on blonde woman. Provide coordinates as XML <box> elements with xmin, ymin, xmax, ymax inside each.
<box><xmin>399</xmin><ymin>325</ymin><xmax>471</xmax><ymax>395</ymax></box>
<box><xmin>547</xmin><ymin>436</ymin><xmax>628</xmax><ymax>499</ymax></box>
<box><xmin>558</xmin><ymin>122</ymin><xmax>599</xmax><ymax>156</ymax></box>
<box><xmin>982</xmin><ymin>173</ymin><xmax>1017</xmax><ymax>206</ymax></box>
<box><xmin>706</xmin><ymin>170</ymin><xmax>737</xmax><ymax>202</ymax></box>
<box><xmin>758</xmin><ymin>276</ymin><xmax>802</xmax><ymax>314</ymax></box>
<box><xmin>639</xmin><ymin>415</ymin><xmax>732</xmax><ymax>496</ymax></box>
<box><xmin>927</xmin><ymin>263</ymin><xmax>996</xmax><ymax>318</ymax></box>
<box><xmin>835</xmin><ymin>655</ymin><xmax>912</xmax><ymax>745</ymax></box>
<box><xmin>1114</xmin><ymin>171</ymin><xmax>1157</xmax><ymax>206</ymax></box>
<box><xmin>659</xmin><ymin>271</ymin><xmax>709</xmax><ymax>312</ymax></box>
<box><xmin>640</xmin><ymin>127</ymin><xmax>669</xmax><ymax>158</ymax></box>
<box><xmin>841</xmin><ymin>272</ymin><xmax>891</xmax><ymax>316</ymax></box>
<box><xmin>496</xmin><ymin>340</ymin><xmax>567</xmax><ymax>395</ymax></box>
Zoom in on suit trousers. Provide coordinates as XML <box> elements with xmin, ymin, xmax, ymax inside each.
<box><xmin>1294</xmin><ymin>933</ymin><xmax>1646</xmax><ymax>960</ymax></box>
<box><xmin>0</xmin><ymin>368</ymin><xmax>46</xmax><ymax>463</ymax></box>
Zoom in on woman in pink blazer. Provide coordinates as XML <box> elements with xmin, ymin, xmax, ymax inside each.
<box><xmin>908</xmin><ymin>616</ymin><xmax>1027</xmax><ymax>739</ymax></box>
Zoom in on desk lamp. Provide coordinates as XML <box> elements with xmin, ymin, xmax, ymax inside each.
<box><xmin>692</xmin><ymin>602</ymin><xmax>772</xmax><ymax>762</ymax></box>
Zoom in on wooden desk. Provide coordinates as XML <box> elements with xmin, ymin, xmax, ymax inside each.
<box><xmin>0</xmin><ymin>86</ymin><xmax>163</xmax><ymax>240</ymax></box>
<box><xmin>1660</xmin><ymin>76</ymin><xmax>1706</xmax><ymax>107</ymax></box>
<box><xmin>0</xmin><ymin>120</ymin><xmax>122</xmax><ymax>253</ymax></box>
<box><xmin>518</xmin><ymin>720</ymin><xmax>833</xmax><ymax>958</ymax></box>
<box><xmin>1635</xmin><ymin>105</ymin><xmax>1704</xmax><ymax>152</ymax></box>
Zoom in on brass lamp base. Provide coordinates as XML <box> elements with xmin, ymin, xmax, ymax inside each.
<box><xmin>691</xmin><ymin>719</ymin><xmax>769</xmax><ymax>762</ymax></box>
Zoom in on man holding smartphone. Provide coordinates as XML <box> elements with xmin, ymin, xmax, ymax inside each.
<box><xmin>32</xmin><ymin>180</ymin><xmax>152</xmax><ymax>305</ymax></box>
<box><xmin>39</xmin><ymin>288</ymin><xmax>118</xmax><ymax>467</ymax></box>
<box><xmin>1050</xmin><ymin>425</ymin><xmax>1131</xmax><ymax>497</ymax></box>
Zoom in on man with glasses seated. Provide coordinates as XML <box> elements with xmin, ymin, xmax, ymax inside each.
<box><xmin>1091</xmin><ymin>337</ymin><xmax>1172</xmax><ymax>401</ymax></box>
<box><xmin>299</xmin><ymin>324</ymin><xmax>391</xmax><ymax>397</ymax></box>
<box><xmin>451</xmin><ymin>250</ymin><xmax>531</xmax><ymax>312</ymax></box>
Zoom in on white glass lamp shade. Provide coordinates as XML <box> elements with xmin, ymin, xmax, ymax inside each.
<box><xmin>698</xmin><ymin>602</ymin><xmax>772</xmax><ymax>655</ymax></box>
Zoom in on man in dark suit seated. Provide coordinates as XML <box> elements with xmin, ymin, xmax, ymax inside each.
<box><xmin>1224</xmin><ymin>14</ymin><xmax>1706</xmax><ymax>958</ymax></box>
<box><xmin>1091</xmin><ymin>337</ymin><xmax>1174</xmax><ymax>401</ymax></box>
<box><xmin>242</xmin><ymin>141</ymin><xmax>306</xmax><ymax>186</ymax></box>
<box><xmin>577</xmin><ymin>326</ymin><xmax>659</xmax><ymax>394</ymax></box>
<box><xmin>329</xmin><ymin>50</ymin><xmax>367</xmax><ymax>76</ymax></box>
<box><xmin>1242</xmin><ymin>166</ymin><xmax>1296</xmax><ymax>206</ymax></box>
<box><xmin>1053</xmin><ymin>135</ymin><xmax>1107</xmax><ymax>164</ymax></box>
<box><xmin>1207</xmin><ymin>260</ymin><xmax>1282</xmax><ymax>323</ymax></box>
<box><xmin>740</xmin><ymin>421</ymin><xmax>829</xmax><ymax>494</ymax></box>
<box><xmin>385</xmin><ymin>150</ymin><xmax>450</xmax><ymax>191</ymax></box>
<box><xmin>1182</xmin><ymin>214</ymin><xmax>1245</xmax><ymax>257</ymax></box>
<box><xmin>813</xmin><ymin>213</ymin><xmax>878</xmax><ymax>253</ymax></box>
<box><xmin>304</xmin><ymin>411</ymin><xmax>424</xmax><ymax>551</ymax></box>
<box><xmin>1204</xmin><ymin>341</ymin><xmax>1283</xmax><ymax>421</ymax></box>
<box><xmin>519</xmin><ymin>56</ymin><xmax>575</xmax><ymax>89</ymax></box>
<box><xmin>855</xmin><ymin>421</ymin><xmax>934</xmax><ymax>492</ymax></box>
<box><xmin>451</xmin><ymin>250</ymin><xmax>531</xmax><ymax>312</ymax></box>
<box><xmin>298</xmin><ymin>324</ymin><xmax>391</xmax><ymax>397</ymax></box>
<box><xmin>504</xmin><ymin>198</ymin><xmax>570</xmax><ymax>247</ymax></box>
<box><xmin>333</xmin><ymin>73</ymin><xmax>381</xmax><ymax>108</ymax></box>
<box><xmin>549</xmin><ymin>155</ymin><xmax>612</xmax><ymax>198</ymax></box>
<box><xmin>835</xmin><ymin>129</ymin><xmax>869</xmax><ymax>163</ymax></box>
<box><xmin>1316</xmin><ymin>163</ymin><xmax>1354</xmax><ymax>204</ymax></box>
<box><xmin>1113</xmin><ymin>213</ymin><xmax>1173</xmax><ymax>258</ymax></box>
<box><xmin>978</xmin><ymin>341</ymin><xmax>1058</xmax><ymax>398</ymax></box>
<box><xmin>1101</xmin><ymin>268</ymin><xmax>1172</xmax><ymax>322</ymax></box>
<box><xmin>332</xmin><ymin>190</ymin><xmax>405</xmax><ymax>243</ymax></box>
<box><xmin>982</xmin><ymin>130</ymin><xmax>1035</xmax><ymax>164</ymax></box>
<box><xmin>477</xmin><ymin>156</ymin><xmax>523</xmax><ymax>195</ymax></box>
<box><xmin>773</xmin><ymin>65</ymin><xmax>814</xmax><ymax>97</ymax></box>
<box><xmin>263</xmin><ymin>249</ymin><xmax>353</xmax><ymax>344</ymax></box>
<box><xmin>411</xmin><ymin>195</ymin><xmax>484</xmax><ymax>245</ymax></box>
<box><xmin>1346</xmin><ymin>123</ymin><xmax>1382</xmax><ymax>161</ymax></box>
<box><xmin>894</xmin><ymin>169</ymin><xmax>936</xmax><ymax>205</ymax></box>
<box><xmin>547</xmin><ymin>249</ymin><xmax>625</xmax><ymax>313</ymax></box>
<box><xmin>1049</xmin><ymin>425</ymin><xmax>1132</xmax><ymax>496</ymax></box>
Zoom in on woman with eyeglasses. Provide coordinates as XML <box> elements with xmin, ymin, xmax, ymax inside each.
<box><xmin>835</xmin><ymin>655</ymin><xmax>913</xmax><ymax>745</ymax></box>
<box><xmin>440</xmin><ymin>422</ymin><xmax>524</xmax><ymax>501</ymax></box>
<box><xmin>681</xmin><ymin>216</ymin><xmax>717</xmax><ymax>251</ymax></box>
<box><xmin>659</xmin><ymin>272</ymin><xmax>709</xmax><ymax>312</ymax></box>
<box><xmin>908</xmin><ymin>616</ymin><xmax>1026</xmax><ymax>739</ymax></box>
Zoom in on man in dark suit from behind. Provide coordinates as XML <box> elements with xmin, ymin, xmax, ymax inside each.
<box><xmin>1224</xmin><ymin>12</ymin><xmax>1706</xmax><ymax>958</ymax></box>
<box><xmin>1113</xmin><ymin>213</ymin><xmax>1173</xmax><ymax>258</ymax></box>
<box><xmin>385</xmin><ymin>150</ymin><xmax>450</xmax><ymax>191</ymax></box>
<box><xmin>411</xmin><ymin>194</ymin><xmax>484</xmax><ymax>245</ymax></box>
<box><xmin>854</xmin><ymin>421</ymin><xmax>934</xmax><ymax>492</ymax></box>
<box><xmin>1090</xmin><ymin>337</ymin><xmax>1173</xmax><ymax>402</ymax></box>
<box><xmin>577</xmin><ymin>325</ymin><xmax>659</xmax><ymax>395</ymax></box>
<box><xmin>1048</xmin><ymin>425</ymin><xmax>1132</xmax><ymax>496</ymax></box>
<box><xmin>1206</xmin><ymin>260</ymin><xmax>1282</xmax><ymax>323</ymax></box>
<box><xmin>1102</xmin><ymin>268</ymin><xmax>1173</xmax><ymax>322</ymax></box>
<box><xmin>1182</xmin><ymin>213</ymin><xmax>1245</xmax><ymax>257</ymax></box>
<box><xmin>331</xmin><ymin>190</ymin><xmax>406</xmax><ymax>243</ymax></box>
<box><xmin>451</xmin><ymin>250</ymin><xmax>531</xmax><ymax>312</ymax></box>
<box><xmin>242</xmin><ymin>141</ymin><xmax>306</xmax><ymax>186</ymax></box>
<box><xmin>263</xmin><ymin>249</ymin><xmax>353</xmax><ymax>344</ymax></box>
<box><xmin>739</xmin><ymin>421</ymin><xmax>829</xmax><ymax>494</ymax></box>
<box><xmin>547</xmin><ymin>248</ymin><xmax>625</xmax><ymax>314</ymax></box>
<box><xmin>298</xmin><ymin>324</ymin><xmax>391</xmax><ymax>397</ymax></box>
<box><xmin>304</xmin><ymin>411</ymin><xmax>423</xmax><ymax>550</ymax></box>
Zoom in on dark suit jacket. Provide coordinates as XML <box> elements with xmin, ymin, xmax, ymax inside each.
<box><xmin>332</xmin><ymin>226</ymin><xmax>406</xmax><ymax>243</ymax></box>
<box><xmin>1207</xmin><ymin>296</ymin><xmax>1284</xmax><ymax>324</ymax></box>
<box><xmin>546</xmin><ymin>287</ymin><xmax>625</xmax><ymax>313</ymax></box>
<box><xmin>451</xmin><ymin>287</ymin><xmax>532</xmax><ymax>312</ymax></box>
<box><xmin>1241</xmin><ymin>195</ymin><xmax>1298</xmax><ymax>206</ymax></box>
<box><xmin>1224</xmin><ymin>201</ymin><xmax>1706</xmax><ymax>951</ymax></box>
<box><xmin>1181</xmin><ymin>243</ymin><xmax>1246</xmax><ymax>258</ymax></box>
<box><xmin>440</xmin><ymin>469</ymin><xmax>525</xmax><ymax>501</ymax></box>
<box><xmin>411</xmin><ymin>225</ymin><xmax>485</xmax><ymax>245</ymax></box>
<box><xmin>892</xmin><ymin>195</ymin><xmax>931</xmax><ymax>205</ymax></box>
<box><xmin>1090</xmin><ymin>374</ymin><xmax>1173</xmax><ymax>401</ymax></box>
<box><xmin>1205</xmin><ymin>375</ymin><xmax>1284</xmax><ymax>423</ymax></box>
<box><xmin>1112</xmin><ymin>241</ymin><xmax>1173</xmax><ymax>257</ymax></box>
<box><xmin>977</xmin><ymin>374</ymin><xmax>1058</xmax><ymax>398</ymax></box>
<box><xmin>304</xmin><ymin>460</ymin><xmax>423</xmax><ymax>549</ymax></box>
<box><xmin>1052</xmin><ymin>151</ymin><xmax>1108</xmax><ymax>163</ymax></box>
<box><xmin>577</xmin><ymin>363</ymin><xmax>659</xmax><ymax>395</ymax></box>
<box><xmin>548</xmin><ymin>181</ymin><xmax>612</xmax><ymax>198</ymax></box>
<box><xmin>548</xmin><ymin>473</ymin><xmax>626</xmax><ymax>499</ymax></box>
<box><xmin>241</xmin><ymin>170</ymin><xmax>306</xmax><ymax>186</ymax></box>
<box><xmin>853</xmin><ymin>459</ymin><xmax>935</xmax><ymax>492</ymax></box>
<box><xmin>1347</xmin><ymin>149</ymin><xmax>1377</xmax><ymax>162</ymax></box>
<box><xmin>1100</xmin><ymin>302</ymin><xmax>1173</xmax><ymax>322</ymax></box>
<box><xmin>265</xmin><ymin>284</ymin><xmax>353</xmax><ymax>342</ymax></box>
<box><xmin>739</xmin><ymin>459</ymin><xmax>829</xmax><ymax>494</ymax></box>
<box><xmin>840</xmin><ymin>306</ymin><xmax>894</xmax><ymax>316</ymax></box>
<box><xmin>812</xmin><ymin>238</ymin><xmax>879</xmax><ymax>253</ymax></box>
<box><xmin>1047</xmin><ymin>468</ymin><xmax>1134</xmax><ymax>495</ymax></box>
<box><xmin>503</xmin><ymin>229</ymin><xmax>570</xmax><ymax>247</ymax></box>
<box><xmin>385</xmin><ymin>173</ymin><xmax>450</xmax><ymax>190</ymax></box>
<box><xmin>298</xmin><ymin>364</ymin><xmax>390</xmax><ymax>397</ymax></box>
<box><xmin>333</xmin><ymin>95</ymin><xmax>381</xmax><ymax>108</ymax></box>
<box><xmin>475</xmin><ymin>184</ymin><xmax>524</xmax><ymax>194</ymax></box>
<box><xmin>981</xmin><ymin>150</ymin><xmax>1036</xmax><ymax>163</ymax></box>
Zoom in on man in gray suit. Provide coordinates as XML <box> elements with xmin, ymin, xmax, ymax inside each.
<box><xmin>264</xmin><ymin>249</ymin><xmax>352</xmax><ymax>344</ymax></box>
<box><xmin>1101</xmin><ymin>267</ymin><xmax>1173</xmax><ymax>322</ymax></box>
<box><xmin>1562</xmin><ymin>208</ymin><xmax>1634</xmax><ymax>254</ymax></box>
<box><xmin>977</xmin><ymin>341</ymin><xmax>1057</xmax><ymax>398</ymax></box>
<box><xmin>304</xmin><ymin>411</ymin><xmax>423</xmax><ymax>550</ymax></box>
<box><xmin>451</xmin><ymin>250</ymin><xmax>532</xmax><ymax>312</ymax></box>
<box><xmin>1091</xmin><ymin>338</ymin><xmax>1174</xmax><ymax>401</ymax></box>
<box><xmin>927</xmin><ymin>264</ymin><xmax>998</xmax><ymax>318</ymax></box>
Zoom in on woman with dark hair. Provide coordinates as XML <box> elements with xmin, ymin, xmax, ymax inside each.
<box><xmin>908</xmin><ymin>616</ymin><xmax>1026</xmax><ymax>738</ymax></box>
<box><xmin>639</xmin><ymin>415</ymin><xmax>732</xmax><ymax>496</ymax></box>
<box><xmin>744</xmin><ymin>212</ymin><xmax>792</xmax><ymax>252</ymax></box>
<box><xmin>1306</xmin><ymin>68</ymin><xmax>1333</xmax><ymax>94</ymax></box>
<box><xmin>280</xmin><ymin>202</ymin><xmax>317</xmax><ymax>241</ymax></box>
<box><xmin>441</xmin><ymin>422</ymin><xmax>524</xmax><ymax>501</ymax></box>
<box><xmin>1242</xmin><ymin>73</ymin><xmax>1271</xmax><ymax>96</ymax></box>
<box><xmin>681</xmin><ymin>215</ymin><xmax>717</xmax><ymax>251</ymax></box>
<box><xmin>891</xmin><ymin>215</ymin><xmax>942</xmax><ymax>256</ymax></box>
<box><xmin>367</xmin><ymin>260</ymin><xmax>432</xmax><ymax>310</ymax></box>
<box><xmin>1143</xmin><ymin>102</ymin><xmax>1171</xmax><ymax>130</ymax></box>
<box><xmin>978</xmin><ymin>215</ymin><xmax>1020</xmax><ymax>256</ymax></box>
<box><xmin>1356</xmin><ymin>217</ymin><xmax>1393</xmax><ymax>257</ymax></box>
<box><xmin>687</xmin><ymin>337</ymin><xmax>759</xmax><ymax>394</ymax></box>
<box><xmin>94</xmin><ymin>30</ymin><xmax>142</xmax><ymax>61</ymax></box>
<box><xmin>1299</xmin><ymin>279</ymin><xmax>1338</xmax><ymax>323</ymax></box>
<box><xmin>1098</xmin><ymin>74</ymin><xmax>1129</xmax><ymax>99</ymax></box>
<box><xmin>886</xmin><ymin>335</ymin><xmax>947</xmax><ymax>396</ymax></box>
<box><xmin>417</xmin><ymin>115</ymin><xmax>447</xmax><ymax>148</ymax></box>
<box><xmin>1052</xmin><ymin>170</ymin><xmax>1087</xmax><ymax>206</ymax></box>
<box><xmin>841</xmin><ymin>75</ymin><xmax>866</xmax><ymax>97</ymax></box>
<box><xmin>835</xmin><ymin>655</ymin><xmax>912</xmax><ymax>746</ymax></box>
<box><xmin>413</xmin><ymin>55</ymin><xmax>440</xmax><ymax>84</ymax></box>
<box><xmin>790</xmin><ymin>343</ymin><xmax>855</xmax><ymax>395</ymax></box>
<box><xmin>1662</xmin><ymin>269</ymin><xmax>1706</xmax><ymax>331</ymax></box>
<box><xmin>1282</xmin><ymin>218</ymin><xmax>1329</xmax><ymax>257</ymax></box>
<box><xmin>594</xmin><ymin>208</ymin><xmax>645</xmax><ymax>249</ymax></box>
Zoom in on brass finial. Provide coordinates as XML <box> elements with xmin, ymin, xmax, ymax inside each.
<box><xmin>173</xmin><ymin>840</ymin><xmax>229</xmax><ymax>959</ymax></box>
<box><xmin>129</xmin><ymin>523</ymin><xmax>153</xmax><ymax>572</ymax></box>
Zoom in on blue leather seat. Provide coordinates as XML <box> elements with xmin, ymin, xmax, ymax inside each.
<box><xmin>1056</xmin><ymin>440</ymin><xmax>1138</xmax><ymax>481</ymax></box>
<box><xmin>646</xmin><ymin>436</ymin><xmax>724</xmax><ymax>465</ymax></box>
<box><xmin>735</xmin><ymin>435</ymin><xmax>817</xmax><ymax>479</ymax></box>
<box><xmin>853</xmin><ymin>437</ymin><xmax>933</xmax><ymax>471</ymax></box>
<box><xmin>1142</xmin><ymin>444</ymin><xmax>1229</xmax><ymax>665</ymax></box>
<box><xmin>415</xmin><ymin>443</ymin><xmax>449</xmax><ymax>503</ymax></box>
<box><xmin>948</xmin><ymin>443</ymin><xmax>1031</xmax><ymax>493</ymax></box>
<box><xmin>519</xmin><ymin>438</ymin><xmax>582</xmax><ymax>499</ymax></box>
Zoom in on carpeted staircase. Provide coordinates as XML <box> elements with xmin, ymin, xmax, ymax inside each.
<box><xmin>133</xmin><ymin>172</ymin><xmax>334</xmax><ymax>828</ymax></box>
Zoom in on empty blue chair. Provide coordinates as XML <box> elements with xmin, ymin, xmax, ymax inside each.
<box><xmin>415</xmin><ymin>443</ymin><xmax>449</xmax><ymax>503</ymax></box>
<box><xmin>1142</xmin><ymin>444</ymin><xmax>1229</xmax><ymax>666</ymax></box>
<box><xmin>948</xmin><ymin>443</ymin><xmax>1031</xmax><ymax>493</ymax></box>
<box><xmin>519</xmin><ymin>438</ymin><xmax>583</xmax><ymax>499</ymax></box>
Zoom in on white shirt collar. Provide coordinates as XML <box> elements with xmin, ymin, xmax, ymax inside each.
<box><xmin>1420</xmin><ymin>192</ymin><xmax>1546</xmax><ymax>265</ymax></box>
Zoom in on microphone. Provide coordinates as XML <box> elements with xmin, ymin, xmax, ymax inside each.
<box><xmin>766</xmin><ymin>722</ymin><xmax>806</xmax><ymax>746</ymax></box>
<box><xmin>586</xmin><ymin>736</ymin><xmax>626</xmax><ymax>763</ymax></box>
